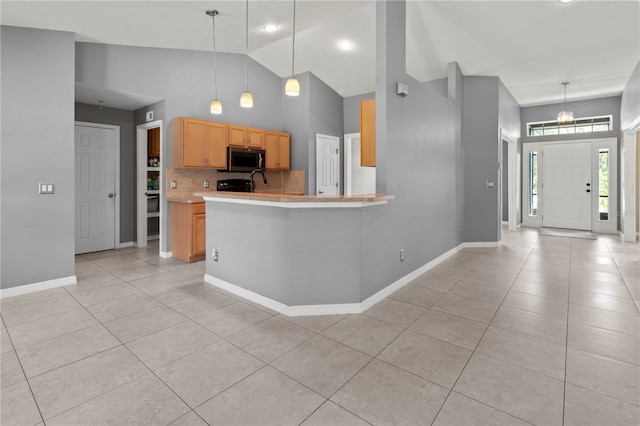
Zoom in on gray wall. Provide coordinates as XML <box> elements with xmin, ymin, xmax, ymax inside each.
<box><xmin>75</xmin><ymin>43</ymin><xmax>286</xmax><ymax>253</ymax></box>
<box><xmin>343</xmin><ymin>92</ymin><xmax>375</xmax><ymax>134</ymax></box>
<box><xmin>308</xmin><ymin>74</ymin><xmax>344</xmax><ymax>195</ymax></box>
<box><xmin>521</xmin><ymin>96</ymin><xmax>621</xmax><ymax>144</ymax></box>
<box><xmin>359</xmin><ymin>0</ymin><xmax>463</xmax><ymax>300</ymax></box>
<box><xmin>1</xmin><ymin>26</ymin><xmax>76</xmax><ymax>289</ymax></box>
<box><xmin>621</xmin><ymin>61</ymin><xmax>640</xmax><ymax>130</ymax></box>
<box><xmin>75</xmin><ymin>103</ymin><xmax>136</xmax><ymax>244</ymax></box>
<box><xmin>462</xmin><ymin>77</ymin><xmax>500</xmax><ymax>242</ymax></box>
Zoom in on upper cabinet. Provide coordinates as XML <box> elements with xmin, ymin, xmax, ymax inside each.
<box><xmin>172</xmin><ymin>117</ymin><xmax>289</xmax><ymax>171</ymax></box>
<box><xmin>360</xmin><ymin>99</ymin><xmax>376</xmax><ymax>167</ymax></box>
<box><xmin>172</xmin><ymin>117</ymin><xmax>227</xmax><ymax>169</ymax></box>
<box><xmin>264</xmin><ymin>131</ymin><xmax>290</xmax><ymax>171</ymax></box>
<box><xmin>228</xmin><ymin>125</ymin><xmax>265</xmax><ymax>149</ymax></box>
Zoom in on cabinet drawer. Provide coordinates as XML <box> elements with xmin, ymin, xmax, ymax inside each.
<box><xmin>192</xmin><ymin>203</ymin><xmax>205</xmax><ymax>215</ymax></box>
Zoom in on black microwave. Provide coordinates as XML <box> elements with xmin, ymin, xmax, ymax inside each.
<box><xmin>224</xmin><ymin>147</ymin><xmax>265</xmax><ymax>172</ymax></box>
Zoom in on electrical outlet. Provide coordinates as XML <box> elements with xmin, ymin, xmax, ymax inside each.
<box><xmin>38</xmin><ymin>183</ymin><xmax>55</xmax><ymax>194</ymax></box>
<box><xmin>400</xmin><ymin>249</ymin><xmax>405</xmax><ymax>262</ymax></box>
<box><xmin>170</xmin><ymin>180</ymin><xmax>177</xmax><ymax>189</ymax></box>
<box><xmin>213</xmin><ymin>248</ymin><xmax>219</xmax><ymax>262</ymax></box>
<box><xmin>204</xmin><ymin>180</ymin><xmax>210</xmax><ymax>189</ymax></box>
<box><xmin>460</xmin><ymin>226</ymin><xmax>464</xmax><ymax>233</ymax></box>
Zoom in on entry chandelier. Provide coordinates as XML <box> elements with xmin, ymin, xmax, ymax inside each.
<box><xmin>285</xmin><ymin>0</ymin><xmax>300</xmax><ymax>96</ymax></box>
<box><xmin>557</xmin><ymin>82</ymin><xmax>573</xmax><ymax>124</ymax></box>
<box><xmin>240</xmin><ymin>0</ymin><xmax>254</xmax><ymax>108</ymax></box>
<box><xmin>206</xmin><ymin>9</ymin><xmax>222</xmax><ymax>114</ymax></box>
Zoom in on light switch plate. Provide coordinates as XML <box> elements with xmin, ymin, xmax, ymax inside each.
<box><xmin>146</xmin><ymin>111</ymin><xmax>153</xmax><ymax>122</ymax></box>
<box><xmin>39</xmin><ymin>183</ymin><xmax>55</xmax><ymax>194</ymax></box>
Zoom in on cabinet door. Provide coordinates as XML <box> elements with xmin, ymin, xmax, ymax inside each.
<box><xmin>247</xmin><ymin>128</ymin><xmax>264</xmax><ymax>149</ymax></box>
<box><xmin>228</xmin><ymin>125</ymin><xmax>247</xmax><ymax>147</ymax></box>
<box><xmin>205</xmin><ymin>122</ymin><xmax>228</xmax><ymax>169</ymax></box>
<box><xmin>148</xmin><ymin>127</ymin><xmax>160</xmax><ymax>157</ymax></box>
<box><xmin>192</xmin><ymin>213</ymin><xmax>206</xmax><ymax>256</ymax></box>
<box><xmin>278</xmin><ymin>133</ymin><xmax>291</xmax><ymax>171</ymax></box>
<box><xmin>182</xmin><ymin>118</ymin><xmax>208</xmax><ymax>167</ymax></box>
<box><xmin>264</xmin><ymin>131</ymin><xmax>280</xmax><ymax>170</ymax></box>
<box><xmin>360</xmin><ymin>99</ymin><xmax>376</xmax><ymax>167</ymax></box>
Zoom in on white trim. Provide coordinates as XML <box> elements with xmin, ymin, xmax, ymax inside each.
<box><xmin>74</xmin><ymin>121</ymin><xmax>121</xmax><ymax>251</ymax></box>
<box><xmin>160</xmin><ymin>251</ymin><xmax>172</xmax><ymax>259</ymax></box>
<box><xmin>136</xmin><ymin>120</ymin><xmax>163</xmax><ymax>252</ymax></box>
<box><xmin>461</xmin><ymin>241</ymin><xmax>500</xmax><ymax>248</ymax></box>
<box><xmin>205</xmin><ymin>243</ymin><xmax>468</xmax><ymax>317</ymax></box>
<box><xmin>0</xmin><ymin>276</ymin><xmax>77</xmax><ymax>299</ymax></box>
<box><xmin>624</xmin><ymin>115</ymin><xmax>640</xmax><ymax>134</ymax></box>
<box><xmin>118</xmin><ymin>241</ymin><xmax>134</xmax><ymax>249</ymax></box>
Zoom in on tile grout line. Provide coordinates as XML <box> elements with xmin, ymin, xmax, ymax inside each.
<box><xmin>429</xmin><ymin>231</ymin><xmax>540</xmax><ymax>425</ymax></box>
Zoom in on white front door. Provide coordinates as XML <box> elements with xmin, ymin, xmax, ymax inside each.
<box><xmin>316</xmin><ymin>134</ymin><xmax>340</xmax><ymax>195</ymax></box>
<box><xmin>543</xmin><ymin>142</ymin><xmax>592</xmax><ymax>230</ymax></box>
<box><xmin>75</xmin><ymin>124</ymin><xmax>118</xmax><ymax>253</ymax></box>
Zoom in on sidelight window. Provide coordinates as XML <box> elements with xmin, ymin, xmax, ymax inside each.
<box><xmin>598</xmin><ymin>149</ymin><xmax>610</xmax><ymax>221</ymax></box>
<box><xmin>528</xmin><ymin>151</ymin><xmax>538</xmax><ymax>216</ymax></box>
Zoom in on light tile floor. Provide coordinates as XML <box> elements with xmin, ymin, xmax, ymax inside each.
<box><xmin>1</xmin><ymin>228</ymin><xmax>639</xmax><ymax>425</ymax></box>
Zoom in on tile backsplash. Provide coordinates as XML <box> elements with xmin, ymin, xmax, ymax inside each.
<box><xmin>166</xmin><ymin>168</ymin><xmax>305</xmax><ymax>197</ymax></box>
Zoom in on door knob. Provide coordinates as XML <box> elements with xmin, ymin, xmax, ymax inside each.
<box><xmin>108</xmin><ymin>193</ymin><xmax>115</xmax><ymax>198</ymax></box>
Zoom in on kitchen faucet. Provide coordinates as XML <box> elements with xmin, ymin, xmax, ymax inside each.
<box><xmin>250</xmin><ymin>168</ymin><xmax>268</xmax><ymax>192</ymax></box>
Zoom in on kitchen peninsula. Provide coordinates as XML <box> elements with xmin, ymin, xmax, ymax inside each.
<box><xmin>200</xmin><ymin>192</ymin><xmax>393</xmax><ymax>316</ymax></box>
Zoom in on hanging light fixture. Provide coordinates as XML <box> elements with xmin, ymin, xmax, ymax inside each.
<box><xmin>206</xmin><ymin>9</ymin><xmax>222</xmax><ymax>114</ymax></box>
<box><xmin>285</xmin><ymin>0</ymin><xmax>300</xmax><ymax>96</ymax></box>
<box><xmin>240</xmin><ymin>0</ymin><xmax>254</xmax><ymax>108</ymax></box>
<box><xmin>557</xmin><ymin>82</ymin><xmax>573</xmax><ymax>124</ymax></box>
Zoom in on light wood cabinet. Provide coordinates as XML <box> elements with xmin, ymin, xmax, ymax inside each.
<box><xmin>228</xmin><ymin>125</ymin><xmax>264</xmax><ymax>149</ymax></box>
<box><xmin>171</xmin><ymin>202</ymin><xmax>206</xmax><ymax>263</ymax></box>
<box><xmin>264</xmin><ymin>131</ymin><xmax>291</xmax><ymax>171</ymax></box>
<box><xmin>148</xmin><ymin>127</ymin><xmax>160</xmax><ymax>158</ymax></box>
<box><xmin>360</xmin><ymin>99</ymin><xmax>375</xmax><ymax>167</ymax></box>
<box><xmin>172</xmin><ymin>117</ymin><xmax>227</xmax><ymax>169</ymax></box>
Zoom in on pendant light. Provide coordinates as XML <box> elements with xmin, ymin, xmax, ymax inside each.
<box><xmin>285</xmin><ymin>0</ymin><xmax>300</xmax><ymax>96</ymax></box>
<box><xmin>240</xmin><ymin>0</ymin><xmax>253</xmax><ymax>108</ymax></box>
<box><xmin>206</xmin><ymin>9</ymin><xmax>222</xmax><ymax>114</ymax></box>
<box><xmin>557</xmin><ymin>82</ymin><xmax>573</xmax><ymax>124</ymax></box>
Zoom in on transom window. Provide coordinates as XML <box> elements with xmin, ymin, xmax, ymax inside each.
<box><xmin>528</xmin><ymin>115</ymin><xmax>612</xmax><ymax>137</ymax></box>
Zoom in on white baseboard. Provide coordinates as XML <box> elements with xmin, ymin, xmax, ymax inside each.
<box><xmin>204</xmin><ymin>243</ymin><xmax>466</xmax><ymax>317</ymax></box>
<box><xmin>0</xmin><ymin>275</ymin><xmax>77</xmax><ymax>299</ymax></box>
<box><xmin>118</xmin><ymin>241</ymin><xmax>134</xmax><ymax>249</ymax></box>
<box><xmin>461</xmin><ymin>241</ymin><xmax>500</xmax><ymax>248</ymax></box>
<box><xmin>160</xmin><ymin>251</ymin><xmax>172</xmax><ymax>259</ymax></box>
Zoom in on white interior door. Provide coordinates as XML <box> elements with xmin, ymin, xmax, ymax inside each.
<box><xmin>316</xmin><ymin>134</ymin><xmax>340</xmax><ymax>195</ymax></box>
<box><xmin>75</xmin><ymin>124</ymin><xmax>118</xmax><ymax>254</ymax></box>
<box><xmin>543</xmin><ymin>142</ymin><xmax>592</xmax><ymax>230</ymax></box>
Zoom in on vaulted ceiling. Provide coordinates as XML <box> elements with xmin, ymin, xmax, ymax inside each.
<box><xmin>2</xmin><ymin>0</ymin><xmax>638</xmax><ymax>110</ymax></box>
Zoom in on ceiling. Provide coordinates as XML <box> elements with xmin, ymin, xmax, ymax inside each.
<box><xmin>2</xmin><ymin>0</ymin><xmax>638</xmax><ymax>110</ymax></box>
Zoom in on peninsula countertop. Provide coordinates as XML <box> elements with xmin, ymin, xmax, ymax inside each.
<box><xmin>197</xmin><ymin>192</ymin><xmax>394</xmax><ymax>208</ymax></box>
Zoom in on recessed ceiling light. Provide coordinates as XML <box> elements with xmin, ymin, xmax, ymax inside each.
<box><xmin>337</xmin><ymin>40</ymin><xmax>355</xmax><ymax>51</ymax></box>
<box><xmin>558</xmin><ymin>0</ymin><xmax>575</xmax><ymax>3</ymax></box>
<box><xmin>261</xmin><ymin>24</ymin><xmax>280</xmax><ymax>32</ymax></box>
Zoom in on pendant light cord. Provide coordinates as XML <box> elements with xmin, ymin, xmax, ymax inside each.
<box><xmin>211</xmin><ymin>13</ymin><xmax>218</xmax><ymax>99</ymax></box>
<box><xmin>245</xmin><ymin>0</ymin><xmax>249</xmax><ymax>92</ymax></box>
<box><xmin>291</xmin><ymin>0</ymin><xmax>296</xmax><ymax>78</ymax></box>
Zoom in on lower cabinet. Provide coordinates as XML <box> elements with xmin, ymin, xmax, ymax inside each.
<box><xmin>171</xmin><ymin>202</ymin><xmax>206</xmax><ymax>263</ymax></box>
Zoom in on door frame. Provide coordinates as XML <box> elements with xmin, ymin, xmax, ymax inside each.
<box><xmin>74</xmin><ymin>121</ymin><xmax>121</xmax><ymax>250</ymax></box>
<box><xmin>622</xmin><ymin>114</ymin><xmax>640</xmax><ymax>241</ymax></box>
<box><xmin>499</xmin><ymin>129</ymin><xmax>518</xmax><ymax>239</ymax></box>
<box><xmin>136</xmin><ymin>120</ymin><xmax>163</xmax><ymax>251</ymax></box>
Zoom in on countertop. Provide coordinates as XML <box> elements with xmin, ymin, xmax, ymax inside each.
<box><xmin>197</xmin><ymin>192</ymin><xmax>394</xmax><ymax>208</ymax></box>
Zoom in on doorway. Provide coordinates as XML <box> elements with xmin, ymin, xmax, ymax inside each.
<box><xmin>136</xmin><ymin>120</ymin><xmax>163</xmax><ymax>250</ymax></box>
<box><xmin>316</xmin><ymin>134</ymin><xmax>340</xmax><ymax>195</ymax></box>
<box><xmin>344</xmin><ymin>133</ymin><xmax>376</xmax><ymax>195</ymax></box>
<box><xmin>523</xmin><ymin>138</ymin><xmax>618</xmax><ymax>233</ymax></box>
<box><xmin>74</xmin><ymin>122</ymin><xmax>120</xmax><ymax>254</ymax></box>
